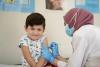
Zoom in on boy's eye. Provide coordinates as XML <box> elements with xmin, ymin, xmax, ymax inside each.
<box><xmin>37</xmin><ymin>28</ymin><xmax>42</xmax><ymax>31</ymax></box>
<box><xmin>30</xmin><ymin>27</ymin><xmax>42</xmax><ymax>31</ymax></box>
<box><xmin>31</xmin><ymin>28</ymin><xmax>34</xmax><ymax>30</ymax></box>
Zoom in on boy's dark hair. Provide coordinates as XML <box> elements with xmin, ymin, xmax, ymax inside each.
<box><xmin>25</xmin><ymin>13</ymin><xmax>45</xmax><ymax>29</ymax></box>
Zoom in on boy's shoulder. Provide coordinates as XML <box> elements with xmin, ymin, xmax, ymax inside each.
<box><xmin>19</xmin><ymin>34</ymin><xmax>30</xmax><ymax>44</ymax></box>
<box><xmin>20</xmin><ymin>34</ymin><xmax>28</xmax><ymax>40</ymax></box>
<box><xmin>18</xmin><ymin>34</ymin><xmax>29</xmax><ymax>48</ymax></box>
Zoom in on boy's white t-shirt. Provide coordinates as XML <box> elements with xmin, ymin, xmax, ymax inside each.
<box><xmin>18</xmin><ymin>34</ymin><xmax>46</xmax><ymax>66</ymax></box>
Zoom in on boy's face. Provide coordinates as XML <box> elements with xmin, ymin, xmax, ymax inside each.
<box><xmin>25</xmin><ymin>25</ymin><xmax>44</xmax><ymax>40</ymax></box>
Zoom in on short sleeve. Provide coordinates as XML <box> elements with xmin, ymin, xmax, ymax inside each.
<box><xmin>18</xmin><ymin>36</ymin><xmax>28</xmax><ymax>48</ymax></box>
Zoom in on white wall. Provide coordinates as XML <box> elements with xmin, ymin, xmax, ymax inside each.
<box><xmin>0</xmin><ymin>0</ymin><xmax>100</xmax><ymax>64</ymax></box>
<box><xmin>0</xmin><ymin>12</ymin><xmax>29</xmax><ymax>64</ymax></box>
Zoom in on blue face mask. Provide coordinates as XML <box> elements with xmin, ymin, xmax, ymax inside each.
<box><xmin>64</xmin><ymin>9</ymin><xmax>80</xmax><ymax>37</ymax></box>
<box><xmin>65</xmin><ymin>25</ymin><xmax>74</xmax><ymax>37</ymax></box>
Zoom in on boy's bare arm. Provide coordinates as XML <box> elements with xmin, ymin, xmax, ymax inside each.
<box><xmin>21</xmin><ymin>46</ymin><xmax>36</xmax><ymax>67</ymax></box>
<box><xmin>43</xmin><ymin>37</ymin><xmax>48</xmax><ymax>46</ymax></box>
<box><xmin>36</xmin><ymin>57</ymin><xmax>47</xmax><ymax>67</ymax></box>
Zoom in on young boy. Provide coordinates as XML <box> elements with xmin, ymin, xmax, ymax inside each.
<box><xmin>18</xmin><ymin>13</ymin><xmax>48</xmax><ymax>67</ymax></box>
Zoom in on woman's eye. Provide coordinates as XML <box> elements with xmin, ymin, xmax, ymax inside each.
<box><xmin>64</xmin><ymin>22</ymin><xmax>66</xmax><ymax>26</ymax></box>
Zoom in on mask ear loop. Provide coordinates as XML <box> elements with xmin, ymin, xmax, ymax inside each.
<box><xmin>68</xmin><ymin>9</ymin><xmax>80</xmax><ymax>28</ymax></box>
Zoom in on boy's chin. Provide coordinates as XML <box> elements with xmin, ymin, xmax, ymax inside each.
<box><xmin>31</xmin><ymin>37</ymin><xmax>39</xmax><ymax>41</ymax></box>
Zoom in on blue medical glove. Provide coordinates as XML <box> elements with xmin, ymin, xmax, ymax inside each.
<box><xmin>41</xmin><ymin>44</ymin><xmax>55</xmax><ymax>64</ymax></box>
<box><xmin>49</xmin><ymin>42</ymin><xmax>59</xmax><ymax>58</ymax></box>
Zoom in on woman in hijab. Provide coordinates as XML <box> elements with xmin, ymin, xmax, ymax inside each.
<box><xmin>41</xmin><ymin>8</ymin><xmax>100</xmax><ymax>67</ymax></box>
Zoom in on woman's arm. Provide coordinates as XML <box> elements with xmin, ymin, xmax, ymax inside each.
<box><xmin>36</xmin><ymin>57</ymin><xmax>46</xmax><ymax>67</ymax></box>
<box><xmin>56</xmin><ymin>56</ymin><xmax>68</xmax><ymax>63</ymax></box>
<box><xmin>67</xmin><ymin>35</ymin><xmax>88</xmax><ymax>67</ymax></box>
<box><xmin>21</xmin><ymin>46</ymin><xmax>36</xmax><ymax>67</ymax></box>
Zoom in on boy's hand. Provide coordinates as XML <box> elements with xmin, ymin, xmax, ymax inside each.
<box><xmin>49</xmin><ymin>42</ymin><xmax>59</xmax><ymax>58</ymax></box>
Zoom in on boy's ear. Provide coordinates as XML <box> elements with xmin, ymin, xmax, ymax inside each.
<box><xmin>24</xmin><ymin>25</ymin><xmax>27</xmax><ymax>31</ymax></box>
<box><xmin>24</xmin><ymin>25</ymin><xmax>26</xmax><ymax>29</ymax></box>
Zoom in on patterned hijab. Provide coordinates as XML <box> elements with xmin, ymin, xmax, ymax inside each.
<box><xmin>64</xmin><ymin>8</ymin><xmax>94</xmax><ymax>31</ymax></box>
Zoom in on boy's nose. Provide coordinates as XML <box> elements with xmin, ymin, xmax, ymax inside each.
<box><xmin>32</xmin><ymin>31</ymin><xmax>38</xmax><ymax>35</ymax></box>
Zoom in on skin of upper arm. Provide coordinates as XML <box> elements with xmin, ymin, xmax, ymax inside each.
<box><xmin>43</xmin><ymin>37</ymin><xmax>48</xmax><ymax>46</ymax></box>
<box><xmin>21</xmin><ymin>45</ymin><xmax>36</xmax><ymax>67</ymax></box>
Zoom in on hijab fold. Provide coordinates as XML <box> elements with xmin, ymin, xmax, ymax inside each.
<box><xmin>64</xmin><ymin>8</ymin><xmax>94</xmax><ymax>31</ymax></box>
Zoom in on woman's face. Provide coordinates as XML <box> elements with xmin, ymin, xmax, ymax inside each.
<box><xmin>25</xmin><ymin>25</ymin><xmax>44</xmax><ymax>40</ymax></box>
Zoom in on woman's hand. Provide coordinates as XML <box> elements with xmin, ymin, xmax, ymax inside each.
<box><xmin>41</xmin><ymin>43</ymin><xmax>55</xmax><ymax>64</ymax></box>
<box><xmin>49</xmin><ymin>42</ymin><xmax>59</xmax><ymax>58</ymax></box>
